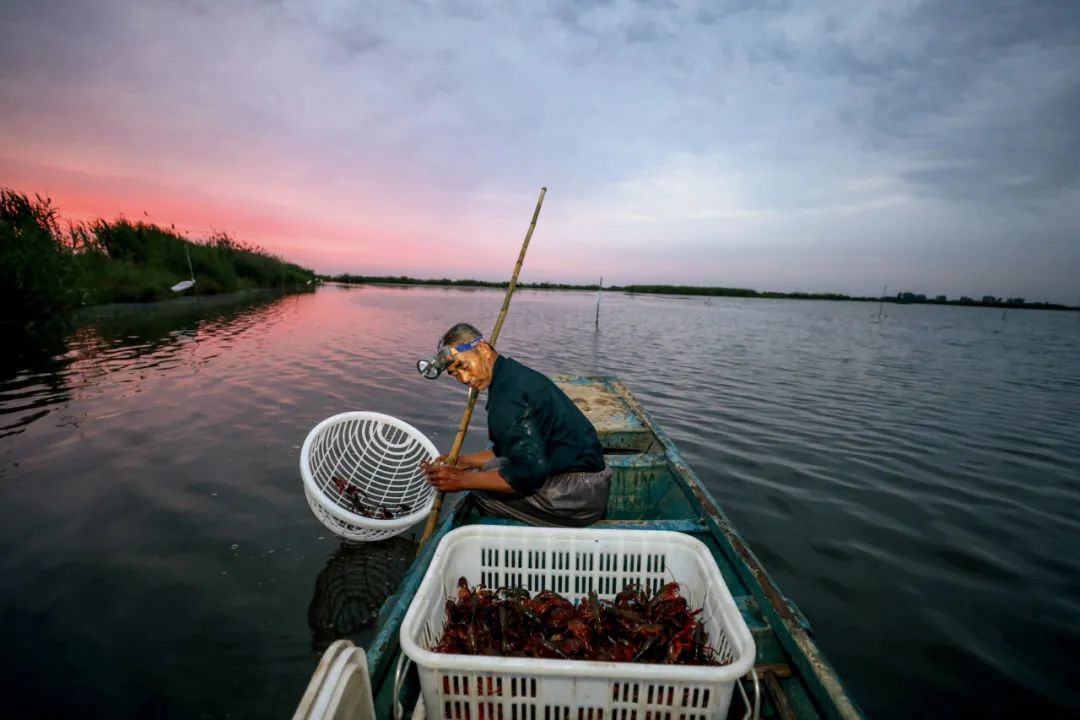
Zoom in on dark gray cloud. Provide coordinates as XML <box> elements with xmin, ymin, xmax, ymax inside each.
<box><xmin>1</xmin><ymin>0</ymin><xmax>1077</xmax><ymax>299</ymax></box>
<box><xmin>805</xmin><ymin>0</ymin><xmax>1080</xmax><ymax>202</ymax></box>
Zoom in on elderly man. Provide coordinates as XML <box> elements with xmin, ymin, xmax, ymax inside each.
<box><xmin>419</xmin><ymin>323</ymin><xmax>611</xmax><ymax>527</ymax></box>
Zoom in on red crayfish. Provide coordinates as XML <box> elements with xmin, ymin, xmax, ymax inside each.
<box><xmin>331</xmin><ymin>476</ymin><xmax>412</xmax><ymax>519</ymax></box>
<box><xmin>432</xmin><ymin>577</ymin><xmax>725</xmax><ymax>666</ymax></box>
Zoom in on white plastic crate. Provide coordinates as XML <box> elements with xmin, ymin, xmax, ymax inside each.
<box><xmin>400</xmin><ymin>526</ymin><xmax>756</xmax><ymax>720</ymax></box>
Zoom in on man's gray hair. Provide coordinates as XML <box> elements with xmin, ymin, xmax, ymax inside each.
<box><xmin>439</xmin><ymin>322</ymin><xmax>483</xmax><ymax>349</ymax></box>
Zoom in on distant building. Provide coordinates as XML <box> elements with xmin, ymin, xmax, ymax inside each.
<box><xmin>935</xmin><ymin>295</ymin><xmax>947</xmax><ymax>302</ymax></box>
<box><xmin>982</xmin><ymin>295</ymin><xmax>999</xmax><ymax>304</ymax></box>
<box><xmin>1006</xmin><ymin>297</ymin><xmax>1025</xmax><ymax>305</ymax></box>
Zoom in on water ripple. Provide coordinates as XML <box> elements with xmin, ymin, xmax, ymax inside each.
<box><xmin>1</xmin><ymin>287</ymin><xmax>1078</xmax><ymax>718</ymax></box>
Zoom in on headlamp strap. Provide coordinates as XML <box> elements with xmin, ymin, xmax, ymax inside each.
<box><xmin>448</xmin><ymin>337</ymin><xmax>483</xmax><ymax>355</ymax></box>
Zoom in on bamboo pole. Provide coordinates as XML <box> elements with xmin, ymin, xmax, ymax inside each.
<box><xmin>419</xmin><ymin>186</ymin><xmax>547</xmax><ymax>546</ymax></box>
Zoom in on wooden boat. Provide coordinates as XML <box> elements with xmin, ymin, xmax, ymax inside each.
<box><xmin>297</xmin><ymin>376</ymin><xmax>865</xmax><ymax>719</ymax></box>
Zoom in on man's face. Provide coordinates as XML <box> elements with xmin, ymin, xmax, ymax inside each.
<box><xmin>446</xmin><ymin>344</ymin><xmax>495</xmax><ymax>390</ymax></box>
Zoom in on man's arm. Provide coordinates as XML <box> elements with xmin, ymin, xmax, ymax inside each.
<box><xmin>422</xmin><ymin>464</ymin><xmax>515</xmax><ymax>494</ymax></box>
<box><xmin>460</xmin><ymin>468</ymin><xmax>514</xmax><ymax>492</ymax></box>
<box><xmin>433</xmin><ymin>448</ymin><xmax>495</xmax><ymax>469</ymax></box>
<box><xmin>457</xmin><ymin>448</ymin><xmax>495</xmax><ymax>470</ymax></box>
<box><xmin>492</xmin><ymin>402</ymin><xmax>551</xmax><ymax>493</ymax></box>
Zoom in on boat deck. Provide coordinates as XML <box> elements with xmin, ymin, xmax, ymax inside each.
<box><xmin>553</xmin><ymin>376</ymin><xmax>657</xmax><ymax>452</ymax></box>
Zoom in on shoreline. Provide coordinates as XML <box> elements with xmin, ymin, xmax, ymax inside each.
<box><xmin>69</xmin><ymin>287</ymin><xmax>299</xmax><ymax>321</ymax></box>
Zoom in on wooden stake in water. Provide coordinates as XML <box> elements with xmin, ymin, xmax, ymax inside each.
<box><xmin>875</xmin><ymin>285</ymin><xmax>887</xmax><ymax>322</ymax></box>
<box><xmin>595</xmin><ymin>276</ymin><xmax>602</xmax><ymax>329</ymax></box>
<box><xmin>419</xmin><ymin>187</ymin><xmax>548</xmax><ymax>547</ymax></box>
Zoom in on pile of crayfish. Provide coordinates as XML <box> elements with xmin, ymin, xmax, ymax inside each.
<box><xmin>431</xmin><ymin>577</ymin><xmax>725</xmax><ymax>665</ymax></box>
<box><xmin>331</xmin><ymin>476</ymin><xmax>412</xmax><ymax>519</ymax></box>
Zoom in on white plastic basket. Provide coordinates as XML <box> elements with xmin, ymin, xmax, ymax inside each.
<box><xmin>400</xmin><ymin>526</ymin><xmax>756</xmax><ymax>720</ymax></box>
<box><xmin>300</xmin><ymin>412</ymin><xmax>438</xmax><ymax>541</ymax></box>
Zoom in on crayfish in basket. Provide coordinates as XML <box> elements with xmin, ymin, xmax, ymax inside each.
<box><xmin>331</xmin><ymin>476</ymin><xmax>412</xmax><ymax>519</ymax></box>
<box><xmin>431</xmin><ymin>577</ymin><xmax>726</xmax><ymax>666</ymax></box>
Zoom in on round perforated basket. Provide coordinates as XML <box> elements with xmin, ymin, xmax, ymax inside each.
<box><xmin>300</xmin><ymin>412</ymin><xmax>438</xmax><ymax>542</ymax></box>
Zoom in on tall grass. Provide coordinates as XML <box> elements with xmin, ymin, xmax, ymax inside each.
<box><xmin>0</xmin><ymin>190</ymin><xmax>78</xmax><ymax>320</ymax></box>
<box><xmin>1</xmin><ymin>187</ymin><xmax>314</xmax><ymax>323</ymax></box>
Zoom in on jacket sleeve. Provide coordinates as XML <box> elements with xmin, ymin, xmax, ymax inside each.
<box><xmin>494</xmin><ymin>394</ymin><xmax>552</xmax><ymax>493</ymax></box>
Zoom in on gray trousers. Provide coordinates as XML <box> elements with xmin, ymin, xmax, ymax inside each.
<box><xmin>471</xmin><ymin>457</ymin><xmax>612</xmax><ymax>528</ymax></box>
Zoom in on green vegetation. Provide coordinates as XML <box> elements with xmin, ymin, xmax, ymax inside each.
<box><xmin>330</xmin><ymin>275</ymin><xmax>1076</xmax><ymax>311</ymax></box>
<box><xmin>2</xmin><ymin>187</ymin><xmax>314</xmax><ymax>323</ymax></box>
<box><xmin>620</xmin><ymin>284</ymin><xmax>846</xmax><ymax>299</ymax></box>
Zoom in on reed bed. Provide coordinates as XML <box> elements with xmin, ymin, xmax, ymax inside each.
<box><xmin>1</xmin><ymin>187</ymin><xmax>314</xmax><ymax>323</ymax></box>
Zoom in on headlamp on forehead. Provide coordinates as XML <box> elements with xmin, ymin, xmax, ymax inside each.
<box><xmin>416</xmin><ymin>336</ymin><xmax>483</xmax><ymax>379</ymax></box>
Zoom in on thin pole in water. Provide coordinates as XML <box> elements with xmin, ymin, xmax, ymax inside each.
<box><xmin>876</xmin><ymin>285</ymin><xmax>887</xmax><ymax>321</ymax></box>
<box><xmin>595</xmin><ymin>276</ymin><xmax>602</xmax><ymax>329</ymax></box>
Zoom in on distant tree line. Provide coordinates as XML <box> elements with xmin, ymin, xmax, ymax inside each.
<box><xmin>328</xmin><ymin>274</ymin><xmax>603</xmax><ymax>291</ymax></box>
<box><xmin>326</xmin><ymin>275</ymin><xmax>1076</xmax><ymax>311</ymax></box>
<box><xmin>622</xmin><ymin>285</ymin><xmax>1072</xmax><ymax>308</ymax></box>
<box><xmin>1</xmin><ymin>187</ymin><xmax>315</xmax><ymax>324</ymax></box>
<box><xmin>619</xmin><ymin>285</ymin><xmax>860</xmax><ymax>301</ymax></box>
<box><xmin>892</xmin><ymin>291</ymin><xmax>1068</xmax><ymax>310</ymax></box>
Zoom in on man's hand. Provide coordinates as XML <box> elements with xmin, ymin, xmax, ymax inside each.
<box><xmin>421</xmin><ymin>459</ymin><xmax>517</xmax><ymax>495</ymax></box>
<box><xmin>427</xmin><ymin>450</ymin><xmax>492</xmax><ymax>470</ymax></box>
<box><xmin>457</xmin><ymin>449</ymin><xmax>495</xmax><ymax>470</ymax></box>
<box><xmin>421</xmin><ymin>460</ymin><xmax>468</xmax><ymax>493</ymax></box>
<box><xmin>429</xmin><ymin>453</ymin><xmax>466</xmax><ymax>470</ymax></box>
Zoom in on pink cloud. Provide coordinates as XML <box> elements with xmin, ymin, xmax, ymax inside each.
<box><xmin>0</xmin><ymin>156</ymin><xmax>464</xmax><ymax>272</ymax></box>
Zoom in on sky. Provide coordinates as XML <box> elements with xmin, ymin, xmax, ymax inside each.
<box><xmin>1</xmin><ymin>0</ymin><xmax>1078</xmax><ymax>302</ymax></box>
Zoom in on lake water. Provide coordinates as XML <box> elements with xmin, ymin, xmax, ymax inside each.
<box><xmin>1</xmin><ymin>284</ymin><xmax>1078</xmax><ymax>718</ymax></box>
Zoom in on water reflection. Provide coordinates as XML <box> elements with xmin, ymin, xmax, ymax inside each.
<box><xmin>0</xmin><ymin>326</ymin><xmax>72</xmax><ymax>439</ymax></box>
<box><xmin>0</xmin><ymin>291</ymin><xmax>303</xmax><ymax>439</ymax></box>
<box><xmin>307</xmin><ymin>536</ymin><xmax>417</xmax><ymax>651</ymax></box>
<box><xmin>2</xmin><ymin>285</ymin><xmax>1078</xmax><ymax>719</ymax></box>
